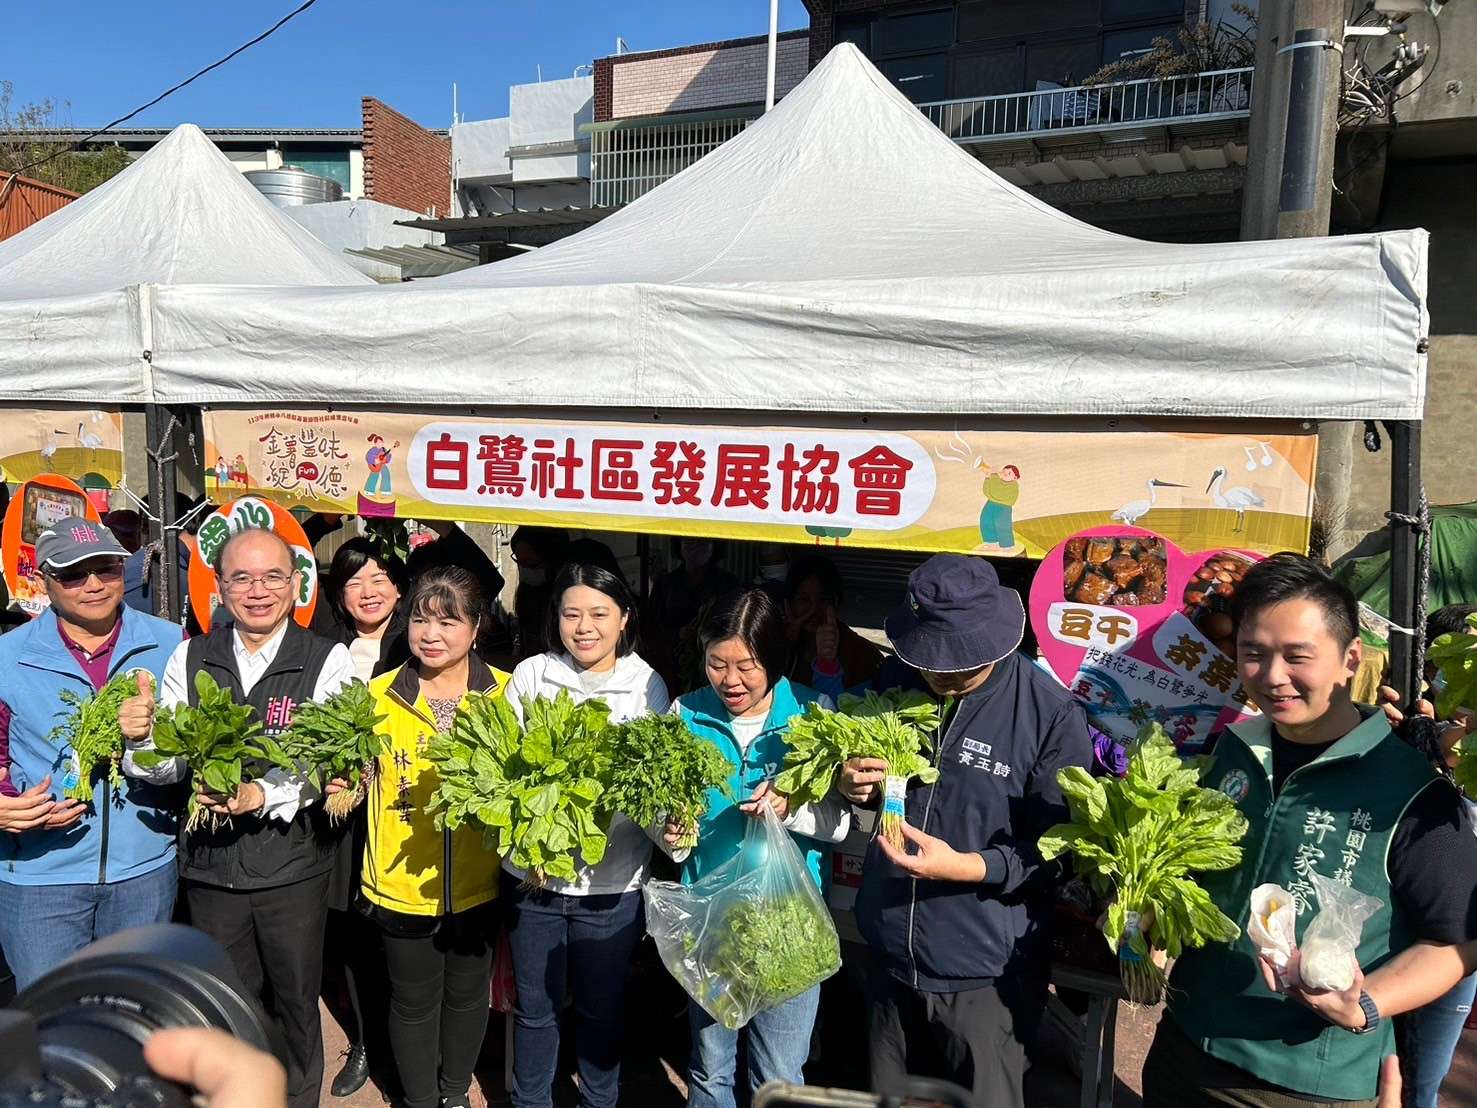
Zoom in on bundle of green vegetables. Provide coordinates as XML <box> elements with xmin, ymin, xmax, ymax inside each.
<box><xmin>1428</xmin><ymin>612</ymin><xmax>1477</xmax><ymax>794</ymax></box>
<box><xmin>426</xmin><ymin>690</ymin><xmax>613</xmax><ymax>886</ymax></box>
<box><xmin>1039</xmin><ymin>723</ymin><xmax>1248</xmax><ymax>1004</ymax></box>
<box><xmin>279</xmin><ymin>680</ymin><xmax>387</xmax><ymax>822</ymax></box>
<box><xmin>605</xmin><ymin>714</ymin><xmax>733</xmax><ymax>848</ymax></box>
<box><xmin>47</xmin><ymin>671</ymin><xmax>153</xmax><ymax>804</ymax></box>
<box><xmin>774</xmin><ymin>688</ymin><xmax>941</xmax><ymax>848</ymax></box>
<box><xmin>135</xmin><ymin>672</ymin><xmax>292</xmax><ymax>832</ymax></box>
<box><xmin>701</xmin><ymin>893</ymin><xmax>842</xmax><ymax>1030</ymax></box>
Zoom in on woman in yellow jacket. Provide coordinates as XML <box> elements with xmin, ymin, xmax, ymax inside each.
<box><xmin>359</xmin><ymin>566</ymin><xmax>508</xmax><ymax>1108</ymax></box>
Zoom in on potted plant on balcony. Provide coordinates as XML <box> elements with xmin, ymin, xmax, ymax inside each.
<box><xmin>1083</xmin><ymin>5</ymin><xmax>1256</xmax><ymax>122</ymax></box>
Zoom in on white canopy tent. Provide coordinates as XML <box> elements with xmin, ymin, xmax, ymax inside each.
<box><xmin>139</xmin><ymin>44</ymin><xmax>1429</xmax><ymax>420</ymax></box>
<box><xmin>0</xmin><ymin>123</ymin><xmax>371</xmax><ymax>403</ymax></box>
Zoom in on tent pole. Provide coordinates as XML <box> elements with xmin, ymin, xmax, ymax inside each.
<box><xmin>764</xmin><ymin>0</ymin><xmax>779</xmax><ymax>112</ymax></box>
<box><xmin>638</xmin><ymin>533</ymin><xmax>651</xmax><ymax>601</ymax></box>
<box><xmin>1387</xmin><ymin>420</ymin><xmax>1423</xmax><ymax>708</ymax></box>
<box><xmin>144</xmin><ymin>403</ymin><xmax>182</xmax><ymax>624</ymax></box>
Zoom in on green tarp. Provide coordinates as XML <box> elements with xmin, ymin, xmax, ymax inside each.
<box><xmin>1334</xmin><ymin>503</ymin><xmax>1477</xmax><ymax>633</ymax></box>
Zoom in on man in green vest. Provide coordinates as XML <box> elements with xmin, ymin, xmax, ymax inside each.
<box><xmin>1143</xmin><ymin>554</ymin><xmax>1477</xmax><ymax>1107</ymax></box>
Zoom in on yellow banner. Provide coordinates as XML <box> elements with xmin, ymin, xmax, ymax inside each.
<box><xmin>202</xmin><ymin>409</ymin><xmax>1317</xmax><ymax>558</ymax></box>
<box><xmin>0</xmin><ymin>407</ymin><xmax>125</xmax><ymax>491</ymax></box>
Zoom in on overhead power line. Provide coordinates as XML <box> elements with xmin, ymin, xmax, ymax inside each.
<box><xmin>5</xmin><ymin>0</ymin><xmax>321</xmax><ymax>180</ymax></box>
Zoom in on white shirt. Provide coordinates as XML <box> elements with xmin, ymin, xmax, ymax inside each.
<box><xmin>668</xmin><ymin>693</ymin><xmax>851</xmax><ymax>850</ymax></box>
<box><xmin>122</xmin><ymin>622</ymin><xmax>355</xmax><ymax>823</ymax></box>
<box><xmin>503</xmin><ymin>650</ymin><xmax>670</xmax><ymax>896</ymax></box>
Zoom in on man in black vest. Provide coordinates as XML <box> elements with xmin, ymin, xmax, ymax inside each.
<box><xmin>132</xmin><ymin>527</ymin><xmax>353</xmax><ymax>1108</ymax></box>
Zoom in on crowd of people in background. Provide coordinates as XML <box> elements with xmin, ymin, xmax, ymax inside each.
<box><xmin>0</xmin><ymin>511</ymin><xmax>1473</xmax><ymax>1108</ymax></box>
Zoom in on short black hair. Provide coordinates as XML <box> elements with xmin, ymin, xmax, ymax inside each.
<box><xmin>1231</xmin><ymin>553</ymin><xmax>1359</xmax><ymax>649</ymax></box>
<box><xmin>1425</xmin><ymin>604</ymin><xmax>1477</xmax><ymax>649</ymax></box>
<box><xmin>546</xmin><ymin>561</ymin><xmax>640</xmax><ymax>658</ymax></box>
<box><xmin>785</xmin><ymin>553</ymin><xmax>845</xmax><ymax>607</ymax></box>
<box><xmin>407</xmin><ymin>565</ymin><xmax>484</xmax><ymax>628</ymax></box>
<box><xmin>510</xmin><ymin>526</ymin><xmax>569</xmax><ymax>566</ymax></box>
<box><xmin>698</xmin><ymin>588</ymin><xmax>789</xmax><ymax>691</ymax></box>
<box><xmin>328</xmin><ymin>537</ymin><xmax>409</xmax><ymax>626</ymax></box>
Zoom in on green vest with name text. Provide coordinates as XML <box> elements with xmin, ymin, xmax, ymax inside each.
<box><xmin>1167</xmin><ymin>711</ymin><xmax>1442</xmax><ymax>1102</ymax></box>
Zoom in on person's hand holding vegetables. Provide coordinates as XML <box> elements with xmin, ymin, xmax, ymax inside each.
<box><xmin>740</xmin><ymin>780</ymin><xmax>789</xmax><ymax>821</ymax></box>
<box><xmin>877</xmin><ymin>820</ymin><xmax>986</xmax><ymax>883</ymax></box>
<box><xmin>118</xmin><ymin>670</ymin><xmax>156</xmax><ymax>742</ymax></box>
<box><xmin>839</xmin><ymin>756</ymin><xmax>886</xmax><ymax>806</ymax></box>
<box><xmin>662</xmin><ymin>817</ymin><xmax>693</xmax><ymax>847</ymax></box>
<box><xmin>198</xmin><ymin>781</ymin><xmax>266</xmax><ymax>818</ymax></box>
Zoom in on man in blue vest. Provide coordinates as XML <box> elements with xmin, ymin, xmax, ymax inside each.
<box><xmin>0</xmin><ymin>515</ymin><xmax>183</xmax><ymax>990</ymax></box>
<box><xmin>1144</xmin><ymin>554</ymin><xmax>1477</xmax><ymax>1107</ymax></box>
<box><xmin>842</xmin><ymin>554</ymin><xmax>1092</xmax><ymax>1108</ymax></box>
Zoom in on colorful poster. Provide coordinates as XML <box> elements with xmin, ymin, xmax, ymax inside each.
<box><xmin>187</xmin><ymin>497</ymin><xmax>320</xmax><ymax>630</ymax></box>
<box><xmin>0</xmin><ymin>407</ymin><xmax>125</xmax><ymax>492</ymax></box>
<box><xmin>202</xmin><ymin>409</ymin><xmax>1317</xmax><ymax>559</ymax></box>
<box><xmin>1029</xmin><ymin>526</ymin><xmax>1262</xmax><ymax>755</ymax></box>
<box><xmin>2</xmin><ymin>476</ymin><xmax>102</xmax><ymax>617</ymax></box>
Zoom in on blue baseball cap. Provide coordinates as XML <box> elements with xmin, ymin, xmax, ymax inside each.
<box><xmin>884</xmin><ymin>554</ymin><xmax>1025</xmax><ymax>673</ymax></box>
<box><xmin>34</xmin><ymin>516</ymin><xmax>129</xmax><ymax>570</ymax></box>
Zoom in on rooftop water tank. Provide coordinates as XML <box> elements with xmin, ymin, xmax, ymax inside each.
<box><xmin>244</xmin><ymin>166</ymin><xmax>343</xmax><ymax>207</ymax></box>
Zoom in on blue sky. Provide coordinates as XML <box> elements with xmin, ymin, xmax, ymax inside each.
<box><xmin>2</xmin><ymin>1</ymin><xmax>810</xmax><ymax>130</ymax></box>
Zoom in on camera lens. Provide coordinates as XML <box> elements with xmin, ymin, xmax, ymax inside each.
<box><xmin>12</xmin><ymin>924</ymin><xmax>285</xmax><ymax>1104</ymax></box>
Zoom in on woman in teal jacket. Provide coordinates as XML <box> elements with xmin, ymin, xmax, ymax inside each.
<box><xmin>673</xmin><ymin>588</ymin><xmax>850</xmax><ymax>1108</ymax></box>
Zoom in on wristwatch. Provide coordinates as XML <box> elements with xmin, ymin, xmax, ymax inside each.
<box><xmin>1351</xmin><ymin>990</ymin><xmax>1380</xmax><ymax>1035</ymax></box>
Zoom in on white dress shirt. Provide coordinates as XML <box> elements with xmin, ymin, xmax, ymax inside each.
<box><xmin>122</xmin><ymin>621</ymin><xmax>355</xmax><ymax>823</ymax></box>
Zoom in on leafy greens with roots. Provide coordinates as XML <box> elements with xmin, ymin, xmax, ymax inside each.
<box><xmin>774</xmin><ymin>688</ymin><xmax>941</xmax><ymax>848</ymax></box>
<box><xmin>606</xmin><ymin>713</ymin><xmax>733</xmax><ymax>848</ymax></box>
<box><xmin>47</xmin><ymin>670</ymin><xmax>154</xmax><ymax>804</ymax></box>
<box><xmin>426</xmin><ymin>689</ymin><xmax>614</xmax><ymax>887</ymax></box>
<box><xmin>1038</xmin><ymin>723</ymin><xmax>1248</xmax><ymax>1005</ymax></box>
<box><xmin>279</xmin><ymin>680</ymin><xmax>387</xmax><ymax>823</ymax></box>
<box><xmin>1429</xmin><ymin>612</ymin><xmax>1477</xmax><ymax>795</ymax></box>
<box><xmin>134</xmin><ymin>671</ymin><xmax>293</xmax><ymax>833</ymax></box>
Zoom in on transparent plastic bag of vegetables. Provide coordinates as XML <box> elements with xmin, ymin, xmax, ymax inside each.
<box><xmin>643</xmin><ymin>802</ymin><xmax>841</xmax><ymax>1030</ymax></box>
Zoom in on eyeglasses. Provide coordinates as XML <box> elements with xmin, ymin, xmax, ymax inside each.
<box><xmin>221</xmin><ymin>570</ymin><xmax>295</xmax><ymax>595</ymax></box>
<box><xmin>45</xmin><ymin>562</ymin><xmax>125</xmax><ymax>587</ymax></box>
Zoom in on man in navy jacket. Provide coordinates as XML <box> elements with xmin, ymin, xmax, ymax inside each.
<box><xmin>843</xmin><ymin>554</ymin><xmax>1091</xmax><ymax>1108</ymax></box>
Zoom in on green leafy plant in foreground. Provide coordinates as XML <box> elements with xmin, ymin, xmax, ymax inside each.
<box><xmin>703</xmin><ymin>894</ymin><xmax>841</xmax><ymax>1031</ymax></box>
<box><xmin>47</xmin><ymin>670</ymin><xmax>153</xmax><ymax>804</ymax></box>
<box><xmin>135</xmin><ymin>671</ymin><xmax>291</xmax><ymax>832</ymax></box>
<box><xmin>426</xmin><ymin>690</ymin><xmax>613</xmax><ymax>887</ymax></box>
<box><xmin>1428</xmin><ymin>614</ymin><xmax>1477</xmax><ymax>795</ymax></box>
<box><xmin>279</xmin><ymin>680</ymin><xmax>387</xmax><ymax>822</ymax></box>
<box><xmin>775</xmin><ymin>688</ymin><xmax>940</xmax><ymax>848</ymax></box>
<box><xmin>1039</xmin><ymin>723</ymin><xmax>1247</xmax><ymax>1004</ymax></box>
<box><xmin>606</xmin><ymin>714</ymin><xmax>733</xmax><ymax>848</ymax></box>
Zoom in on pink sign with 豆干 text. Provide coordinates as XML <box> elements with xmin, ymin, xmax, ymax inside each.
<box><xmin>1029</xmin><ymin>525</ymin><xmax>1262</xmax><ymax>754</ymax></box>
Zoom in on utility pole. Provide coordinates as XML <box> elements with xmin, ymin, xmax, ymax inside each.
<box><xmin>1241</xmin><ymin>1</ymin><xmax>1353</xmax><ymax>561</ymax></box>
<box><xmin>765</xmin><ymin>0</ymin><xmax>780</xmax><ymax>112</ymax></box>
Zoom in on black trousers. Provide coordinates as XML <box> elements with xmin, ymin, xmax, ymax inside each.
<box><xmin>185</xmin><ymin>872</ymin><xmax>331</xmax><ymax>1108</ymax></box>
<box><xmin>867</xmin><ymin>962</ymin><xmax>1046</xmax><ymax>1108</ymax></box>
<box><xmin>379</xmin><ymin>901</ymin><xmax>497</xmax><ymax>1108</ymax></box>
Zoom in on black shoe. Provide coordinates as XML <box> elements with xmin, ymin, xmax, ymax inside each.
<box><xmin>331</xmin><ymin>1042</ymin><xmax>370</xmax><ymax>1098</ymax></box>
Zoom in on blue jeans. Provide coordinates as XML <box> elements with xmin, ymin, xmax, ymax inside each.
<box><xmin>687</xmin><ymin>985</ymin><xmax>821</xmax><ymax>1108</ymax></box>
<box><xmin>1404</xmin><ymin>970</ymin><xmax>1477</xmax><ymax>1108</ymax></box>
<box><xmin>0</xmin><ymin>861</ymin><xmax>177</xmax><ymax>991</ymax></box>
<box><xmin>504</xmin><ymin>882</ymin><xmax>644</xmax><ymax>1108</ymax></box>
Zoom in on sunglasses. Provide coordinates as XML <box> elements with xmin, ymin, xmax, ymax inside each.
<box><xmin>46</xmin><ymin>562</ymin><xmax>125</xmax><ymax>587</ymax></box>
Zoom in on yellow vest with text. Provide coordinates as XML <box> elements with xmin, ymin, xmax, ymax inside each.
<box><xmin>360</xmin><ymin>659</ymin><xmax>509</xmax><ymax>916</ymax></box>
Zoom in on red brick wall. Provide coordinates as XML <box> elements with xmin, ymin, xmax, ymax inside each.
<box><xmin>361</xmin><ymin>97</ymin><xmax>450</xmax><ymax>216</ymax></box>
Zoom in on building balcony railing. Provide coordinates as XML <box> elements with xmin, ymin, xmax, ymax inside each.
<box><xmin>588</xmin><ymin>67</ymin><xmax>1254</xmax><ymax>207</ymax></box>
<box><xmin>919</xmin><ymin>67</ymin><xmax>1254</xmax><ymax>146</ymax></box>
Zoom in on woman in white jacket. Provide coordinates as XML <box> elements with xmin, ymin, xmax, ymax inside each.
<box><xmin>502</xmin><ymin>560</ymin><xmax>674</xmax><ymax>1108</ymax></box>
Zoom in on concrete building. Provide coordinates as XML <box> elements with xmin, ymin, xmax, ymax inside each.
<box><xmin>404</xmin><ymin>74</ymin><xmax>609</xmax><ymax>261</ymax></box>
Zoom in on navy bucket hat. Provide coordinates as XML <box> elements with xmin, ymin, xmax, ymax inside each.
<box><xmin>884</xmin><ymin>554</ymin><xmax>1025</xmax><ymax>673</ymax></box>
